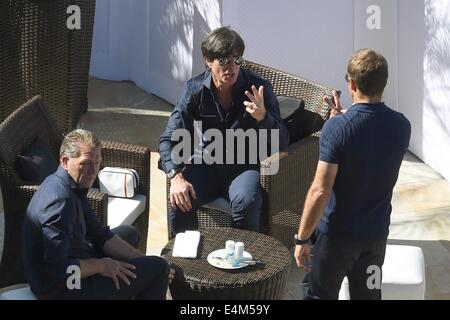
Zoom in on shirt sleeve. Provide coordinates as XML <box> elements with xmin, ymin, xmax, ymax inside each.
<box><xmin>158</xmin><ymin>82</ymin><xmax>195</xmax><ymax>173</ymax></box>
<box><xmin>82</xmin><ymin>199</ymin><xmax>114</xmax><ymax>251</ymax></box>
<box><xmin>319</xmin><ymin>118</ymin><xmax>343</xmax><ymax>164</ymax></box>
<box><xmin>39</xmin><ymin>197</ymin><xmax>81</xmax><ymax>284</ymax></box>
<box><xmin>256</xmin><ymin>80</ymin><xmax>289</xmax><ymax>151</ymax></box>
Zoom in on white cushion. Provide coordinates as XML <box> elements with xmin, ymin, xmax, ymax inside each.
<box><xmin>339</xmin><ymin>245</ymin><xmax>425</xmax><ymax>300</ymax></box>
<box><xmin>0</xmin><ymin>285</ymin><xmax>37</xmax><ymax>300</ymax></box>
<box><xmin>91</xmin><ymin>187</ymin><xmax>146</xmax><ymax>229</ymax></box>
<box><xmin>203</xmin><ymin>197</ymin><xmax>231</xmax><ymax>215</ymax></box>
<box><xmin>106</xmin><ymin>194</ymin><xmax>146</xmax><ymax>229</ymax></box>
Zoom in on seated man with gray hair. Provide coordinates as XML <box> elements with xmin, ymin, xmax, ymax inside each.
<box><xmin>22</xmin><ymin>129</ymin><xmax>174</xmax><ymax>299</ymax></box>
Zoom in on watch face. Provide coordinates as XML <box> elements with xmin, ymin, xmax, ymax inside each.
<box><xmin>168</xmin><ymin>169</ymin><xmax>180</xmax><ymax>179</ymax></box>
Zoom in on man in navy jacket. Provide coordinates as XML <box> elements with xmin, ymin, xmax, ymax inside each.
<box><xmin>22</xmin><ymin>129</ymin><xmax>173</xmax><ymax>299</ymax></box>
<box><xmin>159</xmin><ymin>27</ymin><xmax>288</xmax><ymax>235</ymax></box>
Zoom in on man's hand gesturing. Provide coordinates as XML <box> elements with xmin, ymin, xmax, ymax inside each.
<box><xmin>324</xmin><ymin>90</ymin><xmax>346</xmax><ymax>118</ymax></box>
<box><xmin>244</xmin><ymin>85</ymin><xmax>267</xmax><ymax>122</ymax></box>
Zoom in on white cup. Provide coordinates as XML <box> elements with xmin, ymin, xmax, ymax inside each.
<box><xmin>234</xmin><ymin>242</ymin><xmax>244</xmax><ymax>262</ymax></box>
<box><xmin>225</xmin><ymin>240</ymin><xmax>235</xmax><ymax>255</ymax></box>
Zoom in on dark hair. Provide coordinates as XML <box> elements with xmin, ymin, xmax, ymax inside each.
<box><xmin>347</xmin><ymin>48</ymin><xmax>388</xmax><ymax>97</ymax></box>
<box><xmin>201</xmin><ymin>26</ymin><xmax>245</xmax><ymax>61</ymax></box>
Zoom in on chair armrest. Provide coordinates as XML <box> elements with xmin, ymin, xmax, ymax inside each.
<box><xmin>259</xmin><ymin>133</ymin><xmax>320</xmax><ymax>247</ymax></box>
<box><xmin>17</xmin><ymin>185</ymin><xmax>39</xmax><ymax>203</ymax></box>
<box><xmin>16</xmin><ymin>185</ymin><xmax>108</xmax><ymax>226</ymax></box>
<box><xmin>86</xmin><ymin>189</ymin><xmax>108</xmax><ymax>226</ymax></box>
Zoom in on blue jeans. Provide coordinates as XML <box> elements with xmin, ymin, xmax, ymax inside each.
<box><xmin>54</xmin><ymin>225</ymin><xmax>169</xmax><ymax>300</ymax></box>
<box><xmin>169</xmin><ymin>164</ymin><xmax>262</xmax><ymax>235</ymax></box>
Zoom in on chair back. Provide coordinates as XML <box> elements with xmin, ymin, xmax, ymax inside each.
<box><xmin>0</xmin><ymin>0</ymin><xmax>96</xmax><ymax>133</ymax></box>
<box><xmin>0</xmin><ymin>96</ymin><xmax>63</xmax><ymax>187</ymax></box>
<box><xmin>0</xmin><ymin>96</ymin><xmax>63</xmax><ymax>288</ymax></box>
<box><xmin>242</xmin><ymin>60</ymin><xmax>332</xmax><ymax>120</ymax></box>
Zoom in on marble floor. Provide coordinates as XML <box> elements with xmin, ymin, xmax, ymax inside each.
<box><xmin>1</xmin><ymin>78</ymin><xmax>449</xmax><ymax>299</ymax></box>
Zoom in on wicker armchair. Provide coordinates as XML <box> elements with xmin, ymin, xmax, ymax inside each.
<box><xmin>166</xmin><ymin>60</ymin><xmax>334</xmax><ymax>248</ymax></box>
<box><xmin>0</xmin><ymin>0</ymin><xmax>95</xmax><ymax>134</ymax></box>
<box><xmin>0</xmin><ymin>96</ymin><xmax>150</xmax><ymax>288</ymax></box>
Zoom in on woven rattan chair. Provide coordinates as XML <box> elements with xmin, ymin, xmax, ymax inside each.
<box><xmin>166</xmin><ymin>60</ymin><xmax>334</xmax><ymax>248</ymax></box>
<box><xmin>0</xmin><ymin>96</ymin><xmax>150</xmax><ymax>288</ymax></box>
<box><xmin>0</xmin><ymin>0</ymin><xmax>95</xmax><ymax>134</ymax></box>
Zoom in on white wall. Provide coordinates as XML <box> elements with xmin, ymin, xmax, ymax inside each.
<box><xmin>223</xmin><ymin>0</ymin><xmax>354</xmax><ymax>107</ymax></box>
<box><xmin>353</xmin><ymin>0</ymin><xmax>398</xmax><ymax>109</ymax></box>
<box><xmin>90</xmin><ymin>0</ymin><xmax>222</xmax><ymax>104</ymax></box>
<box><xmin>90</xmin><ymin>0</ymin><xmax>450</xmax><ymax>182</ymax></box>
<box><xmin>399</xmin><ymin>0</ymin><xmax>450</xmax><ymax>182</ymax></box>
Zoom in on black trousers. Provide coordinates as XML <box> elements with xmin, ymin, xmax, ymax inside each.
<box><xmin>303</xmin><ymin>231</ymin><xmax>387</xmax><ymax>300</ymax></box>
<box><xmin>54</xmin><ymin>225</ymin><xmax>169</xmax><ymax>300</ymax></box>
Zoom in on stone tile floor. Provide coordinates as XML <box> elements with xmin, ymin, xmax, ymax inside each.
<box><xmin>1</xmin><ymin>78</ymin><xmax>449</xmax><ymax>299</ymax></box>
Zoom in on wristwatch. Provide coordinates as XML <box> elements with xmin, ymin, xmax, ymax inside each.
<box><xmin>294</xmin><ymin>234</ymin><xmax>310</xmax><ymax>246</ymax></box>
<box><xmin>167</xmin><ymin>168</ymin><xmax>182</xmax><ymax>180</ymax></box>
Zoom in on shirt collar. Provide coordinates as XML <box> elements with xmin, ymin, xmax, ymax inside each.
<box><xmin>350</xmin><ymin>102</ymin><xmax>385</xmax><ymax>113</ymax></box>
<box><xmin>55</xmin><ymin>165</ymin><xmax>87</xmax><ymax>195</ymax></box>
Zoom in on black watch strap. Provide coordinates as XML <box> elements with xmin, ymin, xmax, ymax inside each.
<box><xmin>294</xmin><ymin>234</ymin><xmax>310</xmax><ymax>245</ymax></box>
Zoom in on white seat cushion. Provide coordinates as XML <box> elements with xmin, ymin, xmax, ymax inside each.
<box><xmin>91</xmin><ymin>188</ymin><xmax>146</xmax><ymax>229</ymax></box>
<box><xmin>203</xmin><ymin>197</ymin><xmax>231</xmax><ymax>215</ymax></box>
<box><xmin>0</xmin><ymin>285</ymin><xmax>37</xmax><ymax>300</ymax></box>
<box><xmin>339</xmin><ymin>245</ymin><xmax>425</xmax><ymax>300</ymax></box>
<box><xmin>106</xmin><ymin>194</ymin><xmax>147</xmax><ymax>229</ymax></box>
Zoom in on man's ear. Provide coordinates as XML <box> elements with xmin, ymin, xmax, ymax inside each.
<box><xmin>350</xmin><ymin>79</ymin><xmax>357</xmax><ymax>92</ymax></box>
<box><xmin>60</xmin><ymin>155</ymin><xmax>69</xmax><ymax>170</ymax></box>
<box><xmin>205</xmin><ymin>57</ymin><xmax>213</xmax><ymax>70</ymax></box>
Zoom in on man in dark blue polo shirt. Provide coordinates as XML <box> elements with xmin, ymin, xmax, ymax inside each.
<box><xmin>159</xmin><ymin>27</ymin><xmax>288</xmax><ymax>235</ymax></box>
<box><xmin>294</xmin><ymin>49</ymin><xmax>411</xmax><ymax>299</ymax></box>
<box><xmin>22</xmin><ymin>129</ymin><xmax>173</xmax><ymax>299</ymax></box>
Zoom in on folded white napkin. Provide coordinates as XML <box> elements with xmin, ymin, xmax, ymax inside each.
<box><xmin>172</xmin><ymin>230</ymin><xmax>201</xmax><ymax>258</ymax></box>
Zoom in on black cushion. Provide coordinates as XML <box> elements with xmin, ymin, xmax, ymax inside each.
<box><xmin>15</xmin><ymin>137</ymin><xmax>58</xmax><ymax>183</ymax></box>
<box><xmin>278</xmin><ymin>95</ymin><xmax>306</xmax><ymax>145</ymax></box>
<box><xmin>278</xmin><ymin>95</ymin><xmax>305</xmax><ymax>120</ymax></box>
<box><xmin>278</xmin><ymin>95</ymin><xmax>325</xmax><ymax>145</ymax></box>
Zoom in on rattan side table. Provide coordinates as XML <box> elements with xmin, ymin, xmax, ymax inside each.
<box><xmin>161</xmin><ymin>228</ymin><xmax>291</xmax><ymax>299</ymax></box>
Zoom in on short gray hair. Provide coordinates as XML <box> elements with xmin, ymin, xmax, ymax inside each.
<box><xmin>60</xmin><ymin>129</ymin><xmax>101</xmax><ymax>158</ymax></box>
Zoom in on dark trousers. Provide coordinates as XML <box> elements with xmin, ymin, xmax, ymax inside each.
<box><xmin>169</xmin><ymin>164</ymin><xmax>262</xmax><ymax>235</ymax></box>
<box><xmin>55</xmin><ymin>225</ymin><xmax>169</xmax><ymax>300</ymax></box>
<box><xmin>304</xmin><ymin>231</ymin><xmax>387</xmax><ymax>300</ymax></box>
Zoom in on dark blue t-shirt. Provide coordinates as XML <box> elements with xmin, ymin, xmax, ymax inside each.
<box><xmin>318</xmin><ymin>103</ymin><xmax>411</xmax><ymax>240</ymax></box>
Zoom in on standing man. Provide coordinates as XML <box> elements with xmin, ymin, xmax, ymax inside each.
<box><xmin>22</xmin><ymin>129</ymin><xmax>174</xmax><ymax>299</ymax></box>
<box><xmin>294</xmin><ymin>49</ymin><xmax>411</xmax><ymax>300</ymax></box>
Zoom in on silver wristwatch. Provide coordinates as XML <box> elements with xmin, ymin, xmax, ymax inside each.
<box><xmin>167</xmin><ymin>168</ymin><xmax>182</xmax><ymax>180</ymax></box>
